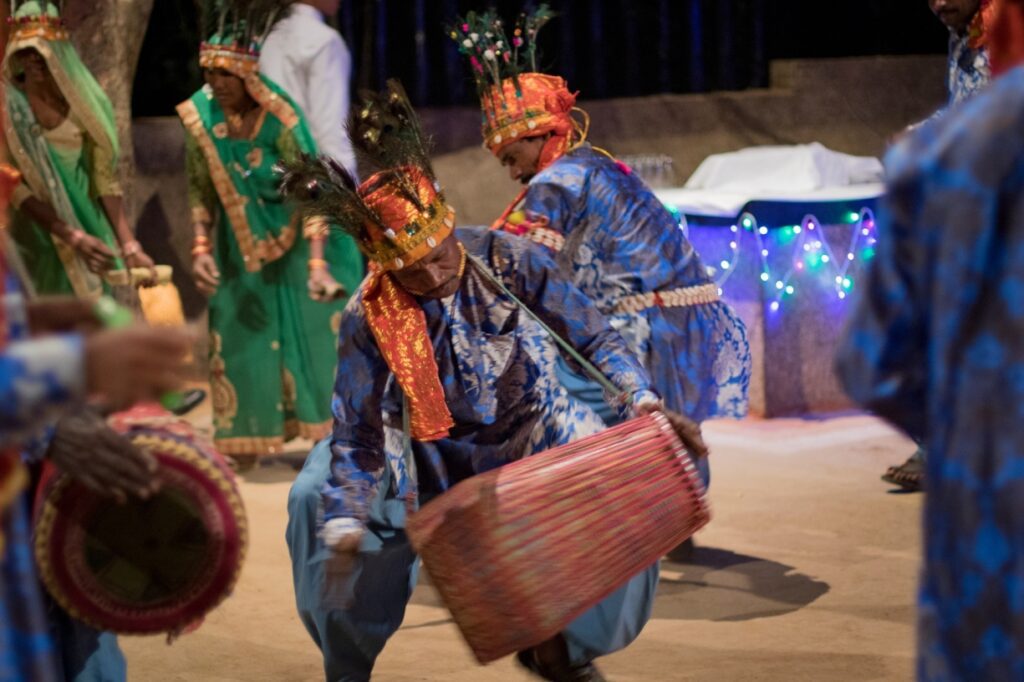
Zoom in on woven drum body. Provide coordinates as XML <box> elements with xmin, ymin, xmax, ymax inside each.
<box><xmin>33</xmin><ymin>404</ymin><xmax>248</xmax><ymax>634</ymax></box>
<box><xmin>406</xmin><ymin>412</ymin><xmax>709</xmax><ymax>663</ymax></box>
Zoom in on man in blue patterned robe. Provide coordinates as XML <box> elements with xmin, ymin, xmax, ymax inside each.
<box><xmin>288</xmin><ymin>226</ymin><xmax>691</xmax><ymax>682</ymax></box>
<box><xmin>447</xmin><ymin>12</ymin><xmax>750</xmax><ymax>451</ymax></box>
<box><xmin>837</xmin><ymin>41</ymin><xmax>1024</xmax><ymax>677</ymax></box>
<box><xmin>498</xmin><ymin>141</ymin><xmax>752</xmax><ymax>435</ymax></box>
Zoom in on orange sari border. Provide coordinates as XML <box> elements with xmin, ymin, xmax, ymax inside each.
<box><xmin>177</xmin><ymin>98</ymin><xmax>296</xmax><ymax>272</ymax></box>
<box><xmin>215</xmin><ymin>419</ymin><xmax>333</xmax><ymax>457</ymax></box>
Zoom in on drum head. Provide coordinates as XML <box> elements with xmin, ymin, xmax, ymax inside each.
<box><xmin>34</xmin><ymin>431</ymin><xmax>247</xmax><ymax>634</ymax></box>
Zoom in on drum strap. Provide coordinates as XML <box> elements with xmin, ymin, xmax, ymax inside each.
<box><xmin>465</xmin><ymin>254</ymin><xmax>627</xmax><ymax>401</ymax></box>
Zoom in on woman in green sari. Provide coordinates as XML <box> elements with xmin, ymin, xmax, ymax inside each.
<box><xmin>2</xmin><ymin>0</ymin><xmax>157</xmax><ymax>298</ymax></box>
<box><xmin>178</xmin><ymin>4</ymin><xmax>363</xmax><ymax>466</ymax></box>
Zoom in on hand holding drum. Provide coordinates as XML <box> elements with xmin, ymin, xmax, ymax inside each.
<box><xmin>636</xmin><ymin>403</ymin><xmax>709</xmax><ymax>459</ymax></box>
<box><xmin>48</xmin><ymin>408</ymin><xmax>161</xmax><ymax>505</ymax></box>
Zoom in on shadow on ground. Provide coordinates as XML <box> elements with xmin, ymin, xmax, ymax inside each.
<box><xmin>406</xmin><ymin>545</ymin><xmax>829</xmax><ymax>626</ymax></box>
<box><xmin>654</xmin><ymin>545</ymin><xmax>830</xmax><ymax>621</ymax></box>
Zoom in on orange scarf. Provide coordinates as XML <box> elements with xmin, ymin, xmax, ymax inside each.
<box><xmin>969</xmin><ymin>0</ymin><xmax>1002</xmax><ymax>48</ymax></box>
<box><xmin>361</xmin><ymin>270</ymin><xmax>454</xmax><ymax>441</ymax></box>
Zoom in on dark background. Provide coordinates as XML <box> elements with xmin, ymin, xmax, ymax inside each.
<box><xmin>134</xmin><ymin>0</ymin><xmax>948</xmax><ymax>116</ymax></box>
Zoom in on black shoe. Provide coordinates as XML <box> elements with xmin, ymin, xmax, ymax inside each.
<box><xmin>165</xmin><ymin>389</ymin><xmax>207</xmax><ymax>416</ymax></box>
<box><xmin>516</xmin><ymin>646</ymin><xmax>608</xmax><ymax>682</ymax></box>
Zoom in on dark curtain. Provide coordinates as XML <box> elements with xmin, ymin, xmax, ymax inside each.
<box><xmin>132</xmin><ymin>0</ymin><xmax>947</xmax><ymax>116</ymax></box>
<box><xmin>341</xmin><ymin>0</ymin><xmax>770</xmax><ymax>106</ymax></box>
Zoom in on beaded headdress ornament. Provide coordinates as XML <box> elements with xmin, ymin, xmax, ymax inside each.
<box><xmin>448</xmin><ymin>4</ymin><xmax>588</xmax><ymax>157</ymax></box>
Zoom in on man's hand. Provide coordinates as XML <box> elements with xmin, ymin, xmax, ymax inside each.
<box><xmin>321</xmin><ymin>529</ymin><xmax>363</xmax><ymax>610</ymax></box>
<box><xmin>26</xmin><ymin>296</ymin><xmax>101</xmax><ymax>335</ymax></box>
<box><xmin>85</xmin><ymin>325</ymin><xmax>193</xmax><ymax>409</ymax></box>
<box><xmin>192</xmin><ymin>253</ymin><xmax>220</xmax><ymax>297</ymax></box>
<box><xmin>638</xmin><ymin>403</ymin><xmax>709</xmax><ymax>459</ymax></box>
<box><xmin>49</xmin><ymin>408</ymin><xmax>160</xmax><ymax>504</ymax></box>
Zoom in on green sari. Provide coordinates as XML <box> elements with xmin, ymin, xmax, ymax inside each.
<box><xmin>178</xmin><ymin>77</ymin><xmax>363</xmax><ymax>457</ymax></box>
<box><xmin>2</xmin><ymin>1</ymin><xmax>124</xmax><ymax>297</ymax></box>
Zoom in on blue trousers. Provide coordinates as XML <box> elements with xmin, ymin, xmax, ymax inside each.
<box><xmin>45</xmin><ymin>597</ymin><xmax>125</xmax><ymax>682</ymax></box>
<box><xmin>287</xmin><ymin>439</ymin><xmax>657</xmax><ymax>682</ymax></box>
<box><xmin>1</xmin><ymin>494</ymin><xmax>58</xmax><ymax>682</ymax></box>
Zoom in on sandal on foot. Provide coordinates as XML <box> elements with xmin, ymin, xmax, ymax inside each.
<box><xmin>881</xmin><ymin>456</ymin><xmax>924</xmax><ymax>492</ymax></box>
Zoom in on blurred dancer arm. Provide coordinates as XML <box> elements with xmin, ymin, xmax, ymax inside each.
<box><xmin>1</xmin><ymin>327</ymin><xmax>192</xmax><ymax>446</ymax></box>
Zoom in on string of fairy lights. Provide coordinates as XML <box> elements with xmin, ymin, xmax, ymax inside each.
<box><xmin>678</xmin><ymin>207</ymin><xmax>879</xmax><ymax>311</ymax></box>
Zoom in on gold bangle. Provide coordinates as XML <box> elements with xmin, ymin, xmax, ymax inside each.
<box><xmin>191</xmin><ymin>245</ymin><xmax>212</xmax><ymax>257</ymax></box>
<box><xmin>308</xmin><ymin>258</ymin><xmax>328</xmax><ymax>271</ymax></box>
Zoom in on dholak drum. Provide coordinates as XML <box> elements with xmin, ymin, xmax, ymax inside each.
<box><xmin>33</xmin><ymin>404</ymin><xmax>248</xmax><ymax>634</ymax></box>
<box><xmin>406</xmin><ymin>412</ymin><xmax>710</xmax><ymax>664</ymax></box>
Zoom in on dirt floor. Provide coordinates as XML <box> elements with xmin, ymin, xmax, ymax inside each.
<box><xmin>122</xmin><ymin>414</ymin><xmax>922</xmax><ymax>681</ymax></box>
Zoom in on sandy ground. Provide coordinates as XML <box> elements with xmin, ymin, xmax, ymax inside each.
<box><xmin>121</xmin><ymin>414</ymin><xmax>922</xmax><ymax>681</ymax></box>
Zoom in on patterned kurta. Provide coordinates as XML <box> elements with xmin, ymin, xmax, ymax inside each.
<box><xmin>518</xmin><ymin>144</ymin><xmax>750</xmax><ymax>422</ymax></box>
<box><xmin>322</xmin><ymin>228</ymin><xmax>652</xmax><ymax>527</ymax></box>
<box><xmin>836</xmin><ymin>66</ymin><xmax>1024</xmax><ymax>681</ymax></box>
<box><xmin>947</xmin><ymin>29</ymin><xmax>991</xmax><ymax>108</ymax></box>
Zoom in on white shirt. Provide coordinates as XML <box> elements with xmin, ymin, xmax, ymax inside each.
<box><xmin>260</xmin><ymin>4</ymin><xmax>357</xmax><ymax>174</ymax></box>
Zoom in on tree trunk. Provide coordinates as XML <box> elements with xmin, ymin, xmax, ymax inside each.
<box><xmin>62</xmin><ymin>0</ymin><xmax>155</xmax><ymax>214</ymax></box>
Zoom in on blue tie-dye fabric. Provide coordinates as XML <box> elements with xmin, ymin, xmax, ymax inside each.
<box><xmin>520</xmin><ymin>144</ymin><xmax>750</xmax><ymax>422</ymax></box>
<box><xmin>323</xmin><ymin>227</ymin><xmax>651</xmax><ymax>525</ymax></box>
<box><xmin>947</xmin><ymin>30</ymin><xmax>991</xmax><ymax>108</ymax></box>
<box><xmin>837</xmin><ymin>66</ymin><xmax>1024</xmax><ymax>681</ymax></box>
